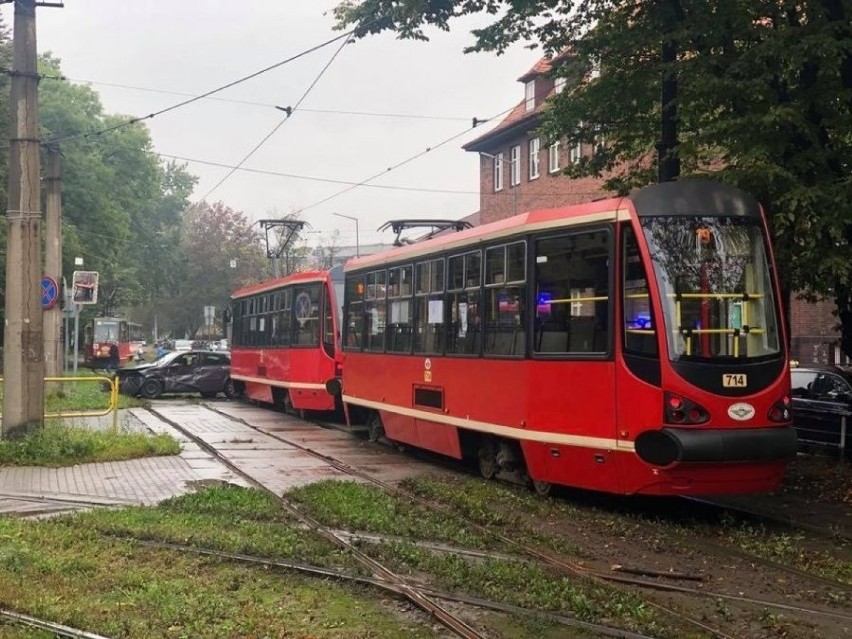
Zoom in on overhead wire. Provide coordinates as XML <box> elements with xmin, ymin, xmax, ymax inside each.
<box><xmin>296</xmin><ymin>103</ymin><xmax>518</xmax><ymax>215</ymax></box>
<box><xmin>194</xmin><ymin>30</ymin><xmax>351</xmax><ymax>203</ymax></box>
<box><xmin>156</xmin><ymin>153</ymin><xmax>478</xmax><ymax>195</ymax></box>
<box><xmin>58</xmin><ymin>77</ymin><xmax>470</xmax><ymax>122</ymax></box>
<box><xmin>41</xmin><ymin>27</ymin><xmax>358</xmax><ymax>146</ymax></box>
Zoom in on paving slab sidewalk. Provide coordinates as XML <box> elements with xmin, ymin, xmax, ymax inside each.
<box><xmin>0</xmin><ymin>407</ymin><xmax>245</xmax><ymax>518</ymax></box>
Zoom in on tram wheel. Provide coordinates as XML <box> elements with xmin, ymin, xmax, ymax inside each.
<box><xmin>477</xmin><ymin>440</ymin><xmax>498</xmax><ymax>480</ymax></box>
<box><xmin>532</xmin><ymin>479</ymin><xmax>552</xmax><ymax>497</ymax></box>
<box><xmin>282</xmin><ymin>391</ymin><xmax>295</xmax><ymax>415</ymax></box>
<box><xmin>367</xmin><ymin>413</ymin><xmax>384</xmax><ymax>442</ymax></box>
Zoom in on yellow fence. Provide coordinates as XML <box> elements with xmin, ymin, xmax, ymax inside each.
<box><xmin>0</xmin><ymin>375</ymin><xmax>120</xmax><ymax>430</ymax></box>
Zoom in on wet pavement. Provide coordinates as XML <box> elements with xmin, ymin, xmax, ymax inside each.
<box><xmin>0</xmin><ymin>400</ymin><xmax>444</xmax><ymax>518</ymax></box>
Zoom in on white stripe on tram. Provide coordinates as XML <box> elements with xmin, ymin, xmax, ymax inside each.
<box><xmin>230</xmin><ymin>374</ymin><xmax>328</xmax><ymax>391</ymax></box>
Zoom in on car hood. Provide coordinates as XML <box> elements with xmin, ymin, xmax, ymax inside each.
<box><xmin>117</xmin><ymin>362</ymin><xmax>157</xmax><ymax>374</ymax></box>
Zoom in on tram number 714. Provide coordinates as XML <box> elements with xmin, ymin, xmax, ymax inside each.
<box><xmin>722</xmin><ymin>373</ymin><xmax>748</xmax><ymax>388</ymax></box>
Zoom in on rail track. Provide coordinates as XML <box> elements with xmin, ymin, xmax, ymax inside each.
<box><xmin>191</xmin><ymin>408</ymin><xmax>852</xmax><ymax>637</ymax></box>
<box><xmin>152</xmin><ymin>410</ymin><xmax>672</xmax><ymax>639</ymax></box>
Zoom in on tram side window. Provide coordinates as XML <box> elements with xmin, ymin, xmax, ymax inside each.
<box><xmin>448</xmin><ymin>250</ymin><xmax>482</xmax><ymax>356</ymax></box>
<box><xmin>279</xmin><ymin>289</ymin><xmax>292</xmax><ymax>346</ymax></box>
<box><xmin>534</xmin><ymin>230</ymin><xmax>611</xmax><ymax>355</ymax></box>
<box><xmin>292</xmin><ymin>285</ymin><xmax>321</xmax><ymax>346</ymax></box>
<box><xmin>365</xmin><ymin>270</ymin><xmax>387</xmax><ymax>352</ymax></box>
<box><xmin>344</xmin><ymin>276</ymin><xmax>365</xmax><ymax>350</ymax></box>
<box><xmin>623</xmin><ymin>227</ymin><xmax>657</xmax><ymax>356</ymax></box>
<box><xmin>387</xmin><ymin>265</ymin><xmax>413</xmax><ymax>353</ymax></box>
<box><xmin>413</xmin><ymin>259</ymin><xmax>445</xmax><ymax>354</ymax></box>
<box><xmin>484</xmin><ymin>241</ymin><xmax>526</xmax><ymax>357</ymax></box>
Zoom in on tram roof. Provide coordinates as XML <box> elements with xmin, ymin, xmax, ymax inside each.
<box><xmin>231</xmin><ymin>269</ymin><xmax>331</xmax><ymax>299</ymax></box>
<box><xmin>344</xmin><ymin>179</ymin><xmax>762</xmax><ymax>272</ymax></box>
<box><xmin>346</xmin><ymin>195</ymin><xmax>630</xmax><ymax>271</ymax></box>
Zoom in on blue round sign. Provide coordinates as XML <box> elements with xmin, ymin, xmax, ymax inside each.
<box><xmin>41</xmin><ymin>275</ymin><xmax>59</xmax><ymax>310</ymax></box>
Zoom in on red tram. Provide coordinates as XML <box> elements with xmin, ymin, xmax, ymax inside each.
<box><xmin>83</xmin><ymin>317</ymin><xmax>144</xmax><ymax>368</ymax></box>
<box><xmin>336</xmin><ymin>180</ymin><xmax>797</xmax><ymax>496</ymax></box>
<box><xmin>229</xmin><ymin>268</ymin><xmax>344</xmax><ymax>413</ymax></box>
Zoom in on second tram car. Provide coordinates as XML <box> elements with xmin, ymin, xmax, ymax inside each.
<box><xmin>337</xmin><ymin>180</ymin><xmax>797</xmax><ymax>496</ymax></box>
<box><xmin>229</xmin><ymin>268</ymin><xmax>344</xmax><ymax>413</ymax></box>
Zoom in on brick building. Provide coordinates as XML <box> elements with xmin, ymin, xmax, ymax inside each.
<box><xmin>462</xmin><ymin>56</ymin><xmax>609</xmax><ymax>224</ymax></box>
<box><xmin>461</xmin><ymin>54</ymin><xmax>842</xmax><ymax>366</ymax></box>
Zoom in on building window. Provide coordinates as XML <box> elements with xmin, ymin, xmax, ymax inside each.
<box><xmin>525</xmin><ymin>80</ymin><xmax>535</xmax><ymax>111</ymax></box>
<box><xmin>569</xmin><ymin>141</ymin><xmax>583</xmax><ymax>164</ymax></box>
<box><xmin>493</xmin><ymin>153</ymin><xmax>503</xmax><ymax>192</ymax></box>
<box><xmin>510</xmin><ymin>145</ymin><xmax>521</xmax><ymax>186</ymax></box>
<box><xmin>549</xmin><ymin>141</ymin><xmax>561</xmax><ymax>173</ymax></box>
<box><xmin>554</xmin><ymin>76</ymin><xmax>566</xmax><ymax>94</ymax></box>
<box><xmin>528</xmin><ymin>138</ymin><xmax>540</xmax><ymax>180</ymax></box>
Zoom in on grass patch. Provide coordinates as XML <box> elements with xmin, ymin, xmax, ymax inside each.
<box><xmin>0</xmin><ymin>485</ymin><xmax>441</xmax><ymax>638</ymax></box>
<box><xmin>288</xmin><ymin>480</ymin><xmax>498</xmax><ymax>550</ymax></box>
<box><xmin>0</xmin><ymin>422</ymin><xmax>179</xmax><ymax>466</ymax></box>
<box><xmin>721</xmin><ymin>524</ymin><xmax>852</xmax><ymax>585</ymax></box>
<box><xmin>44</xmin><ymin>375</ymin><xmax>147</xmax><ymax>412</ymax></box>
<box><xmin>70</xmin><ymin>485</ymin><xmax>359</xmax><ymax>572</ymax></box>
<box><xmin>371</xmin><ymin>542</ymin><xmax>692</xmax><ymax>639</ymax></box>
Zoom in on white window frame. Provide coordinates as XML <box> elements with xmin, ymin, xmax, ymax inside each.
<box><xmin>510</xmin><ymin>145</ymin><xmax>521</xmax><ymax>186</ymax></box>
<box><xmin>493</xmin><ymin>153</ymin><xmax>504</xmax><ymax>192</ymax></box>
<box><xmin>528</xmin><ymin>138</ymin><xmax>540</xmax><ymax>180</ymax></box>
<box><xmin>569</xmin><ymin>141</ymin><xmax>583</xmax><ymax>164</ymax></box>
<box><xmin>524</xmin><ymin>80</ymin><xmax>535</xmax><ymax>111</ymax></box>
<box><xmin>549</xmin><ymin>140</ymin><xmax>561</xmax><ymax>173</ymax></box>
<box><xmin>554</xmin><ymin>76</ymin><xmax>566</xmax><ymax>94</ymax></box>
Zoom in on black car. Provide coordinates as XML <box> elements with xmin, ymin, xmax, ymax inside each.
<box><xmin>790</xmin><ymin>366</ymin><xmax>852</xmax><ymax>452</ymax></box>
<box><xmin>116</xmin><ymin>350</ymin><xmax>237</xmax><ymax>399</ymax></box>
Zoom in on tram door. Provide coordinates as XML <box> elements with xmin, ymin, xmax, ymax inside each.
<box><xmin>617</xmin><ymin>225</ymin><xmax>663</xmax><ymax>488</ymax></box>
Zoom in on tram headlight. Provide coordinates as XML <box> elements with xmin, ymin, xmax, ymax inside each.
<box><xmin>664</xmin><ymin>392</ymin><xmax>709</xmax><ymax>425</ymax></box>
<box><xmin>767</xmin><ymin>395</ymin><xmax>791</xmax><ymax>423</ymax></box>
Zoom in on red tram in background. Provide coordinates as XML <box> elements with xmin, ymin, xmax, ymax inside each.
<box><xmin>229</xmin><ymin>268</ymin><xmax>344</xmax><ymax>414</ymax></box>
<box><xmin>83</xmin><ymin>317</ymin><xmax>144</xmax><ymax>368</ymax></box>
<box><xmin>335</xmin><ymin>180</ymin><xmax>797</xmax><ymax>496</ymax></box>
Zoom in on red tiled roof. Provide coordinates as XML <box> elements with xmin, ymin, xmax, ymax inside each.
<box><xmin>518</xmin><ymin>57</ymin><xmax>553</xmax><ymax>82</ymax></box>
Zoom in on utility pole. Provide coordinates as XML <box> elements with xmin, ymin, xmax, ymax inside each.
<box><xmin>44</xmin><ymin>145</ymin><xmax>62</xmax><ymax>377</ymax></box>
<box><xmin>3</xmin><ymin>0</ymin><xmax>44</xmax><ymax>438</ymax></box>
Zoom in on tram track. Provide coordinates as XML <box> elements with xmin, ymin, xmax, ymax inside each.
<box><xmin>150</xmin><ymin>406</ymin><xmax>489</xmax><ymax>639</ymax></box>
<box><xmin>199</xmin><ymin>403</ymin><xmax>753</xmax><ymax>639</ymax></box>
<box><xmin>0</xmin><ymin>608</ymin><xmax>111</xmax><ymax>639</ymax></box>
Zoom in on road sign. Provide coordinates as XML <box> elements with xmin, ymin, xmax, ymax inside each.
<box><xmin>71</xmin><ymin>270</ymin><xmax>99</xmax><ymax>305</ymax></box>
<box><xmin>41</xmin><ymin>275</ymin><xmax>59</xmax><ymax>310</ymax></box>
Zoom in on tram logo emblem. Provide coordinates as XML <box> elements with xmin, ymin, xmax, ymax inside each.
<box><xmin>727</xmin><ymin>402</ymin><xmax>755</xmax><ymax>421</ymax></box>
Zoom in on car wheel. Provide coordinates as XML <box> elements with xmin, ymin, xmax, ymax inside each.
<box><xmin>141</xmin><ymin>378</ymin><xmax>164</xmax><ymax>399</ymax></box>
<box><xmin>223</xmin><ymin>378</ymin><xmax>240</xmax><ymax>399</ymax></box>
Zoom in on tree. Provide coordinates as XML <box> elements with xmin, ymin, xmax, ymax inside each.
<box><xmin>162</xmin><ymin>201</ymin><xmax>266</xmax><ymax>338</ymax></box>
<box><xmin>335</xmin><ymin>0</ymin><xmax>852</xmax><ymax>354</ymax></box>
<box><xmin>314</xmin><ymin>229</ymin><xmax>344</xmax><ymax>269</ymax></box>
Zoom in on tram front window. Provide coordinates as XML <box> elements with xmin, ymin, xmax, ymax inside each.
<box><xmin>640</xmin><ymin>216</ymin><xmax>780</xmax><ymax>361</ymax></box>
<box><xmin>94</xmin><ymin>320</ymin><xmax>120</xmax><ymax>342</ymax></box>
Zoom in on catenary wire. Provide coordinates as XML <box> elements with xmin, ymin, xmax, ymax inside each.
<box><xmin>40</xmin><ymin>27</ymin><xmax>358</xmax><ymax>146</ymax></box>
<box><xmin>194</xmin><ymin>32</ymin><xmax>350</xmax><ymax>203</ymax></box>
<box><xmin>58</xmin><ymin>76</ymin><xmax>471</xmax><ymax>122</ymax></box>
<box><xmin>296</xmin><ymin>103</ymin><xmax>517</xmax><ymax>214</ymax></box>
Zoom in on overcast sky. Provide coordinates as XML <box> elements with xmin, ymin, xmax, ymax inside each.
<box><xmin>1</xmin><ymin>1</ymin><xmax>539</xmax><ymax>248</ymax></box>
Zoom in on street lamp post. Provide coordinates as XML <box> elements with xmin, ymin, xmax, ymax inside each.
<box><xmin>332</xmin><ymin>212</ymin><xmax>360</xmax><ymax>258</ymax></box>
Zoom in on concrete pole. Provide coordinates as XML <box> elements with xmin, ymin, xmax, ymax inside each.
<box><xmin>3</xmin><ymin>0</ymin><xmax>44</xmax><ymax>438</ymax></box>
<box><xmin>44</xmin><ymin>146</ymin><xmax>62</xmax><ymax>377</ymax></box>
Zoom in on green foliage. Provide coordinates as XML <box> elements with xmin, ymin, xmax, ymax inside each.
<box><xmin>0</xmin><ymin>422</ymin><xmax>179</xmax><ymax>466</ymax></box>
<box><xmin>336</xmin><ymin>0</ymin><xmax>852</xmax><ymax>347</ymax></box>
<box><xmin>159</xmin><ymin>201</ymin><xmax>267</xmax><ymax>338</ymax></box>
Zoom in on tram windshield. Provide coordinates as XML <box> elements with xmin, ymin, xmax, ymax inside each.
<box><xmin>640</xmin><ymin>216</ymin><xmax>780</xmax><ymax>361</ymax></box>
<box><xmin>93</xmin><ymin>320</ymin><xmax>120</xmax><ymax>343</ymax></box>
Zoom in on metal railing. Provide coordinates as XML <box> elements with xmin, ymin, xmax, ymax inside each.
<box><xmin>0</xmin><ymin>375</ymin><xmax>120</xmax><ymax>430</ymax></box>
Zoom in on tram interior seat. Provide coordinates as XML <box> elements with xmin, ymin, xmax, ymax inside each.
<box><xmin>388</xmin><ymin>324</ymin><xmax>412</xmax><ymax>352</ymax></box>
<box><xmin>486</xmin><ymin>325</ymin><xmax>525</xmax><ymax>356</ymax></box>
<box><xmin>537</xmin><ymin>317</ymin><xmax>599</xmax><ymax>353</ymax></box>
